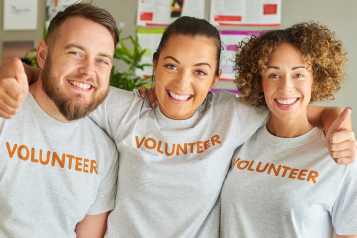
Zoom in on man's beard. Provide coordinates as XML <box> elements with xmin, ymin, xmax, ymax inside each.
<box><xmin>41</xmin><ymin>57</ymin><xmax>109</xmax><ymax>121</ymax></box>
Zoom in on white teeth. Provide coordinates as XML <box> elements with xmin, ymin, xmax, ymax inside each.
<box><xmin>168</xmin><ymin>90</ymin><xmax>191</xmax><ymax>101</ymax></box>
<box><xmin>276</xmin><ymin>98</ymin><xmax>298</xmax><ymax>105</ymax></box>
<box><xmin>69</xmin><ymin>80</ymin><xmax>91</xmax><ymax>90</ymax></box>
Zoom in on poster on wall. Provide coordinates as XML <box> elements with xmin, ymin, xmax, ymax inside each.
<box><xmin>219</xmin><ymin>30</ymin><xmax>264</xmax><ymax>81</ymax></box>
<box><xmin>210</xmin><ymin>0</ymin><xmax>281</xmax><ymax>26</ymax></box>
<box><xmin>3</xmin><ymin>0</ymin><xmax>38</xmax><ymax>30</ymax></box>
<box><xmin>137</xmin><ymin>0</ymin><xmax>205</xmax><ymax>26</ymax></box>
<box><xmin>2</xmin><ymin>41</ymin><xmax>35</xmax><ymax>63</ymax></box>
<box><xmin>46</xmin><ymin>0</ymin><xmax>79</xmax><ymax>27</ymax></box>
<box><xmin>135</xmin><ymin>28</ymin><xmax>165</xmax><ymax>78</ymax></box>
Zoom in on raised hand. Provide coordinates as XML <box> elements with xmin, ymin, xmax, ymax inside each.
<box><xmin>326</xmin><ymin>107</ymin><xmax>357</xmax><ymax>164</ymax></box>
<box><xmin>0</xmin><ymin>58</ymin><xmax>29</xmax><ymax>119</ymax></box>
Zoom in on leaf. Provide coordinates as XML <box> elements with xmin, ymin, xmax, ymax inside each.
<box><xmin>119</xmin><ymin>39</ymin><xmax>133</xmax><ymax>59</ymax></box>
<box><xmin>42</xmin><ymin>25</ymin><xmax>47</xmax><ymax>40</ymax></box>
<box><xmin>115</xmin><ymin>54</ymin><xmax>132</xmax><ymax>65</ymax></box>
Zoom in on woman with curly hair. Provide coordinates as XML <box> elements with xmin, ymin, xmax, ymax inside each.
<box><xmin>220</xmin><ymin>22</ymin><xmax>357</xmax><ymax>238</ymax></box>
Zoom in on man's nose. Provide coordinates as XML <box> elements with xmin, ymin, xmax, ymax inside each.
<box><xmin>78</xmin><ymin>59</ymin><xmax>95</xmax><ymax>78</ymax></box>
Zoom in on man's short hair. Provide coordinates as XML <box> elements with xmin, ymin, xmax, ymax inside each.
<box><xmin>46</xmin><ymin>2</ymin><xmax>119</xmax><ymax>48</ymax></box>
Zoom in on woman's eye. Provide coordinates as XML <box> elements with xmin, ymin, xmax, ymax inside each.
<box><xmin>269</xmin><ymin>74</ymin><xmax>279</xmax><ymax>78</ymax></box>
<box><xmin>165</xmin><ymin>64</ymin><xmax>177</xmax><ymax>70</ymax></box>
<box><xmin>294</xmin><ymin>74</ymin><xmax>304</xmax><ymax>78</ymax></box>
<box><xmin>195</xmin><ymin>70</ymin><xmax>207</xmax><ymax>76</ymax></box>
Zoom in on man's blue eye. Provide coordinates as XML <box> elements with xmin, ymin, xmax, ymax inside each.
<box><xmin>71</xmin><ymin>52</ymin><xmax>79</xmax><ymax>56</ymax></box>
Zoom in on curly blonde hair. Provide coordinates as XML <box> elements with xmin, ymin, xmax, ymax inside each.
<box><xmin>234</xmin><ymin>22</ymin><xmax>348</xmax><ymax>106</ymax></box>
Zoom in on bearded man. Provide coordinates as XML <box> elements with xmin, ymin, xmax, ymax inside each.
<box><xmin>0</xmin><ymin>3</ymin><xmax>119</xmax><ymax>238</ymax></box>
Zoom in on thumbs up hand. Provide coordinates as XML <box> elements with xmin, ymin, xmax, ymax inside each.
<box><xmin>0</xmin><ymin>58</ymin><xmax>29</xmax><ymax>119</ymax></box>
<box><xmin>325</xmin><ymin>107</ymin><xmax>357</xmax><ymax>164</ymax></box>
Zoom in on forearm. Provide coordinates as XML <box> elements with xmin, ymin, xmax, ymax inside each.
<box><xmin>0</xmin><ymin>60</ymin><xmax>15</xmax><ymax>79</ymax></box>
<box><xmin>0</xmin><ymin>60</ymin><xmax>39</xmax><ymax>84</ymax></box>
<box><xmin>306</xmin><ymin>105</ymin><xmax>351</xmax><ymax>132</ymax></box>
<box><xmin>23</xmin><ymin>63</ymin><xmax>40</xmax><ymax>84</ymax></box>
<box><xmin>75</xmin><ymin>212</ymin><xmax>110</xmax><ymax>238</ymax></box>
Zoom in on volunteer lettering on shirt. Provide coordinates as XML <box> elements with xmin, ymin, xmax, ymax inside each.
<box><xmin>6</xmin><ymin>142</ymin><xmax>98</xmax><ymax>174</ymax></box>
<box><xmin>135</xmin><ymin>135</ymin><xmax>221</xmax><ymax>156</ymax></box>
<box><xmin>232</xmin><ymin>157</ymin><xmax>319</xmax><ymax>183</ymax></box>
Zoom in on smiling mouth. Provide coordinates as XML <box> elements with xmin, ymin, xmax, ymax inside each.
<box><xmin>167</xmin><ymin>89</ymin><xmax>193</xmax><ymax>101</ymax></box>
<box><xmin>68</xmin><ymin>80</ymin><xmax>93</xmax><ymax>90</ymax></box>
<box><xmin>275</xmin><ymin>98</ymin><xmax>300</xmax><ymax>106</ymax></box>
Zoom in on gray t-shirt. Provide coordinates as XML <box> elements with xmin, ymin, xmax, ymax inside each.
<box><xmin>89</xmin><ymin>87</ymin><xmax>269</xmax><ymax>238</ymax></box>
<box><xmin>0</xmin><ymin>93</ymin><xmax>118</xmax><ymax>238</ymax></box>
<box><xmin>220</xmin><ymin>126</ymin><xmax>357</xmax><ymax>237</ymax></box>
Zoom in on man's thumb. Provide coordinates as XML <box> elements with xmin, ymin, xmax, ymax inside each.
<box><xmin>14</xmin><ymin>58</ymin><xmax>28</xmax><ymax>90</ymax></box>
<box><xmin>330</xmin><ymin>107</ymin><xmax>352</xmax><ymax>132</ymax></box>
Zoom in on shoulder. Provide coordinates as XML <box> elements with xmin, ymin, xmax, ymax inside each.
<box><xmin>106</xmin><ymin>86</ymin><xmax>136</xmax><ymax>103</ymax></box>
<box><xmin>81</xmin><ymin>116</ymin><xmax>117</xmax><ymax>152</ymax></box>
<box><xmin>106</xmin><ymin>87</ymin><xmax>146</xmax><ymax>108</ymax></box>
<box><xmin>209</xmin><ymin>91</ymin><xmax>237</xmax><ymax>104</ymax></box>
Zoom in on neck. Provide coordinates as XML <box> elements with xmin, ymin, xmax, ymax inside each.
<box><xmin>29</xmin><ymin>75</ymin><xmax>75</xmax><ymax>123</ymax></box>
<box><xmin>266</xmin><ymin>110</ymin><xmax>313</xmax><ymax>138</ymax></box>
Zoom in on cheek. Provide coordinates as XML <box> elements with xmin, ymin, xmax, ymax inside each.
<box><xmin>100</xmin><ymin>71</ymin><xmax>111</xmax><ymax>86</ymax></box>
<box><xmin>154</xmin><ymin>73</ymin><xmax>169</xmax><ymax>100</ymax></box>
<box><xmin>262</xmin><ymin>79</ymin><xmax>274</xmax><ymax>98</ymax></box>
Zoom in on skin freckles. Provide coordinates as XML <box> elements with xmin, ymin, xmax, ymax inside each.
<box><xmin>153</xmin><ymin>35</ymin><xmax>222</xmax><ymax>120</ymax></box>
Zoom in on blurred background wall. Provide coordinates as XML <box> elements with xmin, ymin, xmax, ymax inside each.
<box><xmin>0</xmin><ymin>0</ymin><xmax>356</xmax><ymax>134</ymax></box>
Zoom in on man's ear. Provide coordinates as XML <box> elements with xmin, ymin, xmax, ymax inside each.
<box><xmin>211</xmin><ymin>69</ymin><xmax>222</xmax><ymax>88</ymax></box>
<box><xmin>37</xmin><ymin>40</ymin><xmax>48</xmax><ymax>68</ymax></box>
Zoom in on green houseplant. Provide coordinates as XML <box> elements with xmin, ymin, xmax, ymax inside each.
<box><xmin>26</xmin><ymin>28</ymin><xmax>152</xmax><ymax>91</ymax></box>
<box><xmin>111</xmin><ymin>35</ymin><xmax>153</xmax><ymax>91</ymax></box>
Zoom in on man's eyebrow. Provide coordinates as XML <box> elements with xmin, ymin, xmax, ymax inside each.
<box><xmin>99</xmin><ymin>53</ymin><xmax>113</xmax><ymax>61</ymax></box>
<box><xmin>163</xmin><ymin>56</ymin><xmax>180</xmax><ymax>64</ymax></box>
<box><xmin>64</xmin><ymin>44</ymin><xmax>113</xmax><ymax>61</ymax></box>
<box><xmin>194</xmin><ymin>62</ymin><xmax>211</xmax><ymax>68</ymax></box>
<box><xmin>63</xmin><ymin>44</ymin><xmax>85</xmax><ymax>51</ymax></box>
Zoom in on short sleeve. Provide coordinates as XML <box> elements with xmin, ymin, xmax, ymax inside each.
<box><xmin>331</xmin><ymin>159</ymin><xmax>357</xmax><ymax>235</ymax></box>
<box><xmin>235</xmin><ymin>97</ymin><xmax>270</xmax><ymax>146</ymax></box>
<box><xmin>86</xmin><ymin>149</ymin><xmax>119</xmax><ymax>215</ymax></box>
<box><xmin>88</xmin><ymin>87</ymin><xmax>136</xmax><ymax>140</ymax></box>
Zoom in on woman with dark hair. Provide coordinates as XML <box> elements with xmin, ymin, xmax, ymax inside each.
<box><xmin>0</xmin><ymin>17</ymin><xmax>355</xmax><ymax>237</ymax></box>
<box><xmin>220</xmin><ymin>22</ymin><xmax>357</xmax><ymax>238</ymax></box>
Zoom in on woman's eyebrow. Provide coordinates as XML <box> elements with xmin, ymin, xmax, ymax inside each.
<box><xmin>267</xmin><ymin>66</ymin><xmax>306</xmax><ymax>70</ymax></box>
<box><xmin>194</xmin><ymin>62</ymin><xmax>211</xmax><ymax>68</ymax></box>
<box><xmin>164</xmin><ymin>56</ymin><xmax>180</xmax><ymax>64</ymax></box>
<box><xmin>267</xmin><ymin>66</ymin><xmax>280</xmax><ymax>69</ymax></box>
<box><xmin>292</xmin><ymin>66</ymin><xmax>306</xmax><ymax>70</ymax></box>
